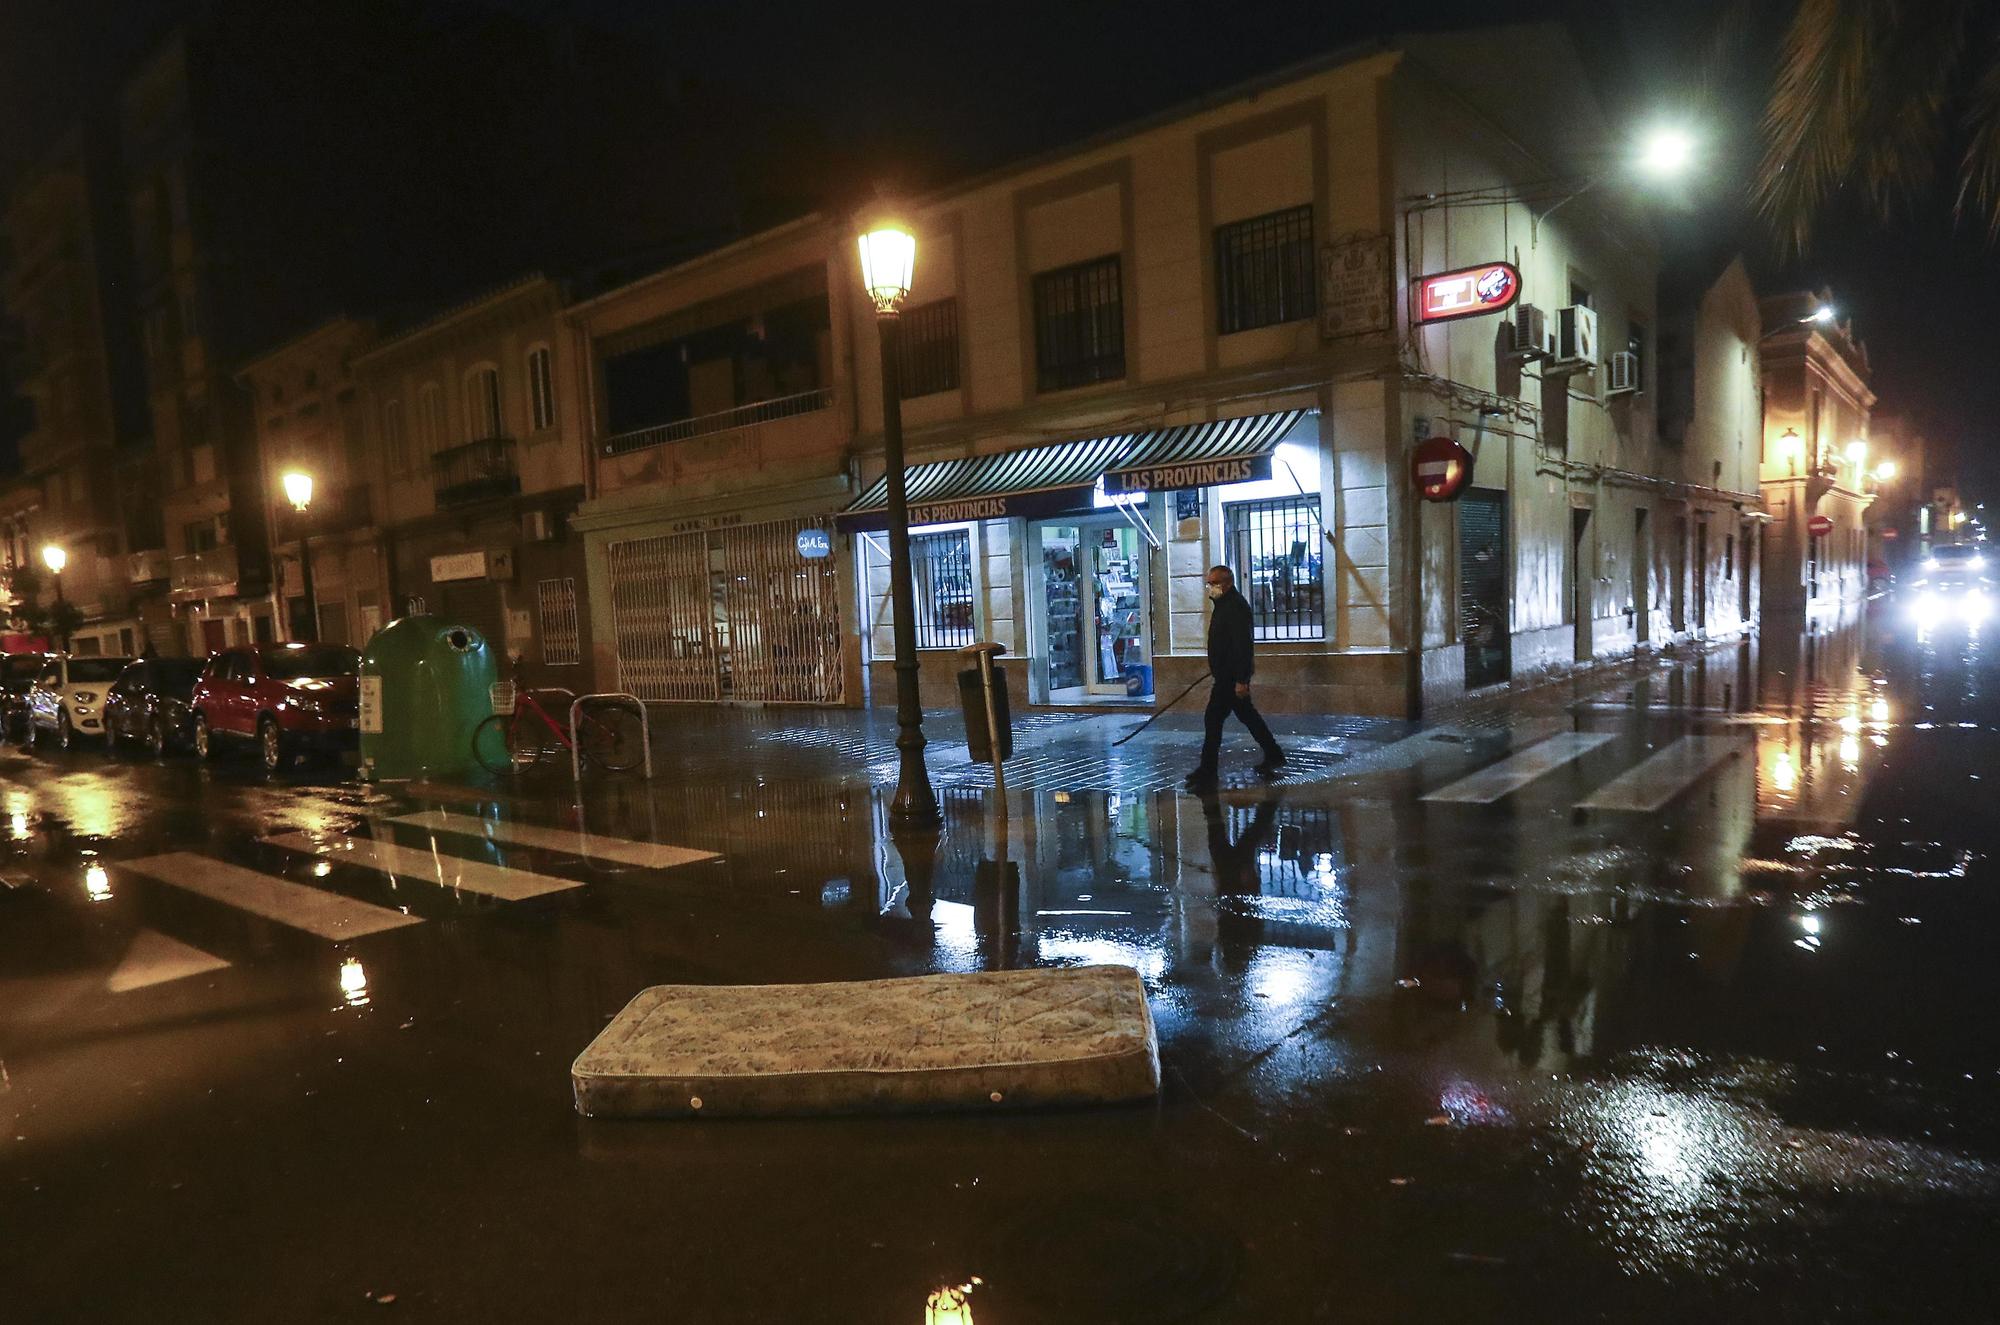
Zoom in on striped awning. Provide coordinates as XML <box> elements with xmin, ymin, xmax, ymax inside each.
<box><xmin>837</xmin><ymin>409</ymin><xmax>1306</xmax><ymax>532</ymax></box>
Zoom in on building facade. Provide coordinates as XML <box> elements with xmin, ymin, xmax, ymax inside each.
<box><xmin>1757</xmin><ymin>290</ymin><xmax>1876</xmax><ymax>617</ymax></box>
<box><xmin>352</xmin><ymin>277</ymin><xmax>590</xmax><ymax>687</ymax></box>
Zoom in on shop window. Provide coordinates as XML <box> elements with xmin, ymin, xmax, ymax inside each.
<box><xmin>1033</xmin><ymin>256</ymin><xmax>1124</xmax><ymax>392</ymax></box>
<box><xmin>896</xmin><ymin>298</ymin><xmax>959</xmax><ymax>399</ymax></box>
<box><xmin>1214</xmin><ymin>205</ymin><xmax>1315</xmax><ymax>334</ymax></box>
<box><xmin>910</xmin><ymin>530</ymin><xmax>975</xmax><ymax>649</ymax></box>
<box><xmin>527</xmin><ymin>345</ymin><xmax>557</xmax><ymax>432</ymax></box>
<box><xmin>1224</xmin><ymin>494</ymin><xmax>1324</xmax><ymax>640</ymax></box>
<box><xmin>537</xmin><ymin>576</ymin><xmax>581</xmax><ymax>666</ymax></box>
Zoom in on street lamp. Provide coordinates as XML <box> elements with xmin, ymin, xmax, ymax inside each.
<box><xmin>1845</xmin><ymin>439</ymin><xmax>1867</xmax><ymax>473</ymax></box>
<box><xmin>41</xmin><ymin>543</ymin><xmax>68</xmax><ymax>651</ymax></box>
<box><xmin>281</xmin><ymin>469</ymin><xmax>318</xmax><ymax>643</ymax></box>
<box><xmin>1874</xmin><ymin>460</ymin><xmax>1897</xmax><ymax>483</ymax></box>
<box><xmin>1776</xmin><ymin>427</ymin><xmax>1803</xmax><ymax>476</ymax></box>
<box><xmin>1636</xmin><ymin>125</ymin><xmax>1695</xmax><ymax>178</ymax></box>
<box><xmin>857</xmin><ymin>212</ymin><xmax>939</xmax><ymax>830</ymax></box>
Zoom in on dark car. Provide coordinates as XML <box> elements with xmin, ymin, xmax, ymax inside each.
<box><xmin>189</xmin><ymin>643</ymin><xmax>362</xmax><ymax>773</ymax></box>
<box><xmin>103</xmin><ymin>657</ymin><xmax>209</xmax><ymax>757</ymax></box>
<box><xmin>0</xmin><ymin>653</ymin><xmax>45</xmax><ymax>744</ymax></box>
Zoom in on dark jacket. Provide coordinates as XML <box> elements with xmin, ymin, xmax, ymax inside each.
<box><xmin>1206</xmin><ymin>587</ymin><xmax>1256</xmax><ymax>683</ymax></box>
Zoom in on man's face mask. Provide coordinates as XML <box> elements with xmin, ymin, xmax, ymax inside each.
<box><xmin>1205</xmin><ymin>582</ymin><xmax>1227</xmax><ymax>600</ymax></box>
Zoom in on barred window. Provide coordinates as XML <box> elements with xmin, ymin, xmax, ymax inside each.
<box><xmin>1224</xmin><ymin>495</ymin><xmax>1324</xmax><ymax>640</ymax></box>
<box><xmin>1033</xmin><ymin>255</ymin><xmax>1124</xmax><ymax>392</ymax></box>
<box><xmin>910</xmin><ymin>530</ymin><xmax>975</xmax><ymax>649</ymax></box>
<box><xmin>537</xmin><ymin>576</ymin><xmax>581</xmax><ymax>665</ymax></box>
<box><xmin>897</xmin><ymin>298</ymin><xmax>959</xmax><ymax>399</ymax></box>
<box><xmin>1215</xmin><ymin>205</ymin><xmax>1316</xmax><ymax>334</ymax></box>
<box><xmin>527</xmin><ymin>345</ymin><xmax>557</xmax><ymax>432</ymax></box>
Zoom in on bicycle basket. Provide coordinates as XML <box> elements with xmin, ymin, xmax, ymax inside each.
<box><xmin>489</xmin><ymin>681</ymin><xmax>517</xmax><ymax>715</ymax></box>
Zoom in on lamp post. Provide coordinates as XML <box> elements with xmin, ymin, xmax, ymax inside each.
<box><xmin>40</xmin><ymin>544</ymin><xmax>68</xmax><ymax>650</ymax></box>
<box><xmin>858</xmin><ymin>214</ymin><xmax>940</xmax><ymax>829</ymax></box>
<box><xmin>282</xmin><ymin>470</ymin><xmax>317</xmax><ymax>643</ymax></box>
<box><xmin>1777</xmin><ymin>428</ymin><xmax>1803</xmax><ymax>478</ymax></box>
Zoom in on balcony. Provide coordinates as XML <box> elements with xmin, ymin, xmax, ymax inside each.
<box><xmin>273</xmin><ymin>483</ymin><xmax>373</xmax><ymax>542</ymax></box>
<box><xmin>169</xmin><ymin>545</ymin><xmax>238</xmax><ymax>600</ymax></box>
<box><xmin>129</xmin><ymin>548</ymin><xmax>171</xmax><ymax>585</ymax></box>
<box><xmin>433</xmin><ymin>437</ymin><xmax>520</xmax><ymax>509</ymax></box>
<box><xmin>601</xmin><ymin>388</ymin><xmax>833</xmax><ymax>457</ymax></box>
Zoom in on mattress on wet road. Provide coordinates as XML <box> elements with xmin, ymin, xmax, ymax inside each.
<box><xmin>571</xmin><ymin>965</ymin><xmax>1159</xmax><ymax>1118</ymax></box>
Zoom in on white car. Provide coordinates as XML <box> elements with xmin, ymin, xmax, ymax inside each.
<box><xmin>28</xmin><ymin>655</ymin><xmax>135</xmax><ymax>750</ymax></box>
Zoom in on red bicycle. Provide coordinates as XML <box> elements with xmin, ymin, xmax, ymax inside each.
<box><xmin>473</xmin><ymin>685</ymin><xmax>645</xmax><ymax>775</ymax></box>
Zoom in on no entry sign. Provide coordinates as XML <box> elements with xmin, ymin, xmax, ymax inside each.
<box><xmin>1412</xmin><ymin>436</ymin><xmax>1474</xmax><ymax>502</ymax></box>
<box><xmin>1807</xmin><ymin>514</ymin><xmax>1835</xmax><ymax>537</ymax></box>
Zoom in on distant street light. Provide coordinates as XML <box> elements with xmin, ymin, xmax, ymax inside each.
<box><xmin>281</xmin><ymin>469</ymin><xmax>318</xmax><ymax>643</ymax></box>
<box><xmin>857</xmin><ymin>212</ymin><xmax>938</xmax><ymax>830</ymax></box>
<box><xmin>1875</xmin><ymin>460</ymin><xmax>1898</xmax><ymax>483</ymax></box>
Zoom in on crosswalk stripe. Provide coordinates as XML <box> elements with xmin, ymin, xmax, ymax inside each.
<box><xmin>1422</xmin><ymin>732</ymin><xmax>1617</xmax><ymax>803</ymax></box>
<box><xmin>1575</xmin><ymin>735</ymin><xmax>1746</xmax><ymax>813</ymax></box>
<box><xmin>263</xmin><ymin>831</ymin><xmax>584</xmax><ymax>901</ymax></box>
<box><xmin>387</xmin><ymin>810</ymin><xmax>718</xmax><ymax>870</ymax></box>
<box><xmin>107</xmin><ymin>928</ymin><xmax>230</xmax><ymax>993</ymax></box>
<box><xmin>121</xmin><ymin>852</ymin><xmax>423</xmax><ymax>940</ymax></box>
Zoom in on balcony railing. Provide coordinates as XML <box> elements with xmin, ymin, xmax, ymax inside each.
<box><xmin>170</xmin><ymin>545</ymin><xmax>238</xmax><ymax>597</ymax></box>
<box><xmin>601</xmin><ymin>388</ymin><xmax>833</xmax><ymax>457</ymax></box>
<box><xmin>433</xmin><ymin>437</ymin><xmax>520</xmax><ymax>509</ymax></box>
<box><xmin>273</xmin><ymin>483</ymin><xmax>373</xmax><ymax>541</ymax></box>
<box><xmin>129</xmin><ymin>548</ymin><xmax>171</xmax><ymax>585</ymax></box>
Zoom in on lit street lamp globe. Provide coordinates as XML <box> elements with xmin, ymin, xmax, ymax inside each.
<box><xmin>40</xmin><ymin>544</ymin><xmax>66</xmax><ymax>575</ymax></box>
<box><xmin>282</xmin><ymin>470</ymin><xmax>315</xmax><ymax>513</ymax></box>
<box><xmin>857</xmin><ymin>219</ymin><xmax>916</xmax><ymax>315</ymax></box>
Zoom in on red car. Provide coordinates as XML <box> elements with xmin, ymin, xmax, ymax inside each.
<box><xmin>190</xmin><ymin>643</ymin><xmax>362</xmax><ymax>772</ymax></box>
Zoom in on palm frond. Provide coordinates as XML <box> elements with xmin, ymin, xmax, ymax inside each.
<box><xmin>1956</xmin><ymin>32</ymin><xmax>2000</xmax><ymax>237</ymax></box>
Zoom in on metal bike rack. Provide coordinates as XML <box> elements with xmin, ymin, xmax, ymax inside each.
<box><xmin>568</xmin><ymin>692</ymin><xmax>653</xmax><ymax>782</ymax></box>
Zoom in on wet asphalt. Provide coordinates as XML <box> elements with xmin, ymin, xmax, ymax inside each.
<box><xmin>3</xmin><ymin>602</ymin><xmax>1998</xmax><ymax>1323</ymax></box>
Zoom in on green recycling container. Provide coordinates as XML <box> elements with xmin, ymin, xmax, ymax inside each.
<box><xmin>358</xmin><ymin>615</ymin><xmax>502</xmax><ymax>781</ymax></box>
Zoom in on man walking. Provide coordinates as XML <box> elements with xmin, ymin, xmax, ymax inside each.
<box><xmin>1188</xmin><ymin>564</ymin><xmax>1285</xmax><ymax>786</ymax></box>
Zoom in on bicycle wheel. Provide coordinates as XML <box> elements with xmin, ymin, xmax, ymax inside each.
<box><xmin>577</xmin><ymin>705</ymin><xmax>645</xmax><ymax>773</ymax></box>
<box><xmin>472</xmin><ymin>712</ymin><xmax>540</xmax><ymax>776</ymax></box>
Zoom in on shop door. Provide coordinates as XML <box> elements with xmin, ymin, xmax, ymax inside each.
<box><xmin>1458</xmin><ymin>489</ymin><xmax>1510</xmax><ymax>688</ymax></box>
<box><xmin>1039</xmin><ymin>519</ymin><xmax>1150</xmax><ymax>699</ymax></box>
<box><xmin>199</xmin><ymin>618</ymin><xmax>227</xmax><ymax>655</ymax></box>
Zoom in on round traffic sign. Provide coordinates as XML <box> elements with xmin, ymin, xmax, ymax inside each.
<box><xmin>1412</xmin><ymin>436</ymin><xmax>1474</xmax><ymax>502</ymax></box>
<box><xmin>1807</xmin><ymin>514</ymin><xmax>1834</xmax><ymax>538</ymax></box>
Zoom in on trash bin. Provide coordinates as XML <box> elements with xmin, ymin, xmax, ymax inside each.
<box><xmin>358</xmin><ymin>615</ymin><xmax>500</xmax><ymax>781</ymax></box>
<box><xmin>957</xmin><ymin>661</ymin><xmax>1013</xmax><ymax>764</ymax></box>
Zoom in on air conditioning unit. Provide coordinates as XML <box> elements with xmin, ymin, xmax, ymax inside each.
<box><xmin>1507</xmin><ymin>305</ymin><xmax>1552</xmax><ymax>360</ymax></box>
<box><xmin>1606</xmin><ymin>350</ymin><xmax>1641</xmax><ymax>394</ymax></box>
<box><xmin>522</xmin><ymin>509</ymin><xmax>556</xmax><ymax>542</ymax></box>
<box><xmin>1553</xmin><ymin>304</ymin><xmax>1599</xmax><ymax>370</ymax></box>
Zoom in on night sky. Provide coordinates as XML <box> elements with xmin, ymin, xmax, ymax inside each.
<box><xmin>1</xmin><ymin>0</ymin><xmax>1993</xmax><ymax>500</ymax></box>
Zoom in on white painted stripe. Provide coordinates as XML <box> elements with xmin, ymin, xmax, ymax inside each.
<box><xmin>107</xmin><ymin>928</ymin><xmax>230</xmax><ymax>993</ymax></box>
<box><xmin>1422</xmin><ymin>732</ymin><xmax>1617</xmax><ymax>803</ymax></box>
<box><xmin>388</xmin><ymin>810</ymin><xmax>718</xmax><ymax>870</ymax></box>
<box><xmin>263</xmin><ymin>831</ymin><xmax>584</xmax><ymax>901</ymax></box>
<box><xmin>1576</xmin><ymin>736</ymin><xmax>1747</xmax><ymax>813</ymax></box>
<box><xmin>121</xmin><ymin>853</ymin><xmax>423</xmax><ymax>940</ymax></box>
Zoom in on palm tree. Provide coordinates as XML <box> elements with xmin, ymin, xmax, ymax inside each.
<box><xmin>1757</xmin><ymin>0</ymin><xmax>2000</xmax><ymax>251</ymax></box>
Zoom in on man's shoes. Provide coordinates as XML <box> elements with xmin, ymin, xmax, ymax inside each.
<box><xmin>1185</xmin><ymin>767</ymin><xmax>1218</xmax><ymax>789</ymax></box>
<box><xmin>1254</xmin><ymin>750</ymin><xmax>1287</xmax><ymax>775</ymax></box>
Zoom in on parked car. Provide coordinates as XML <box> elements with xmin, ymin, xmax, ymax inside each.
<box><xmin>1</xmin><ymin>653</ymin><xmax>44</xmax><ymax>744</ymax></box>
<box><xmin>103</xmin><ymin>656</ymin><xmax>209</xmax><ymax>757</ymax></box>
<box><xmin>27</xmin><ymin>654</ymin><xmax>136</xmax><ymax>749</ymax></box>
<box><xmin>190</xmin><ymin>643</ymin><xmax>362</xmax><ymax>772</ymax></box>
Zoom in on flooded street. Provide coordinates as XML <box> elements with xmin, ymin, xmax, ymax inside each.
<box><xmin>4</xmin><ymin>606</ymin><xmax>1998</xmax><ymax>1322</ymax></box>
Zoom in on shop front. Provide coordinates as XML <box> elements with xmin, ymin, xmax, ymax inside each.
<box><xmin>839</xmin><ymin>408</ymin><xmax>1323</xmax><ymax>712</ymax></box>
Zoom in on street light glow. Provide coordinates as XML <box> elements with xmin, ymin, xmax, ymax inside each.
<box><xmin>1777</xmin><ymin>428</ymin><xmax>1803</xmax><ymax>460</ymax></box>
<box><xmin>1807</xmin><ymin>306</ymin><xmax>1835</xmax><ymax>324</ymax></box>
<box><xmin>1637</xmin><ymin>125</ymin><xmax>1696</xmax><ymax>178</ymax></box>
<box><xmin>40</xmin><ymin>544</ymin><xmax>66</xmax><ymax>575</ymax></box>
<box><xmin>282</xmin><ymin>470</ymin><xmax>314</xmax><ymax>512</ymax></box>
<box><xmin>1846</xmin><ymin>440</ymin><xmax>1867</xmax><ymax>469</ymax></box>
<box><xmin>1875</xmin><ymin>460</ymin><xmax>1897</xmax><ymax>482</ymax></box>
<box><xmin>857</xmin><ymin>218</ymin><xmax>916</xmax><ymax>315</ymax></box>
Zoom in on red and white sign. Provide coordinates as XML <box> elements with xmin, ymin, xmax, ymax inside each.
<box><xmin>1807</xmin><ymin>514</ymin><xmax>1835</xmax><ymax>538</ymax></box>
<box><xmin>1412</xmin><ymin>436</ymin><xmax>1474</xmax><ymax>502</ymax></box>
<box><xmin>1416</xmin><ymin>261</ymin><xmax>1521</xmax><ymax>324</ymax></box>
<box><xmin>1882</xmin><ymin>527</ymin><xmax>1901</xmax><ymax>541</ymax></box>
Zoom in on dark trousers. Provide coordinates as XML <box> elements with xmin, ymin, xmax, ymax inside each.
<box><xmin>1197</xmin><ymin>679</ymin><xmax>1281</xmax><ymax>770</ymax></box>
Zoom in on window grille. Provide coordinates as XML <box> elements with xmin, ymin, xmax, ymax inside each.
<box><xmin>1033</xmin><ymin>256</ymin><xmax>1124</xmax><ymax>391</ymax></box>
<box><xmin>910</xmin><ymin>530</ymin><xmax>975</xmax><ymax>649</ymax></box>
<box><xmin>897</xmin><ymin>298</ymin><xmax>959</xmax><ymax>399</ymax></box>
<box><xmin>1224</xmin><ymin>495</ymin><xmax>1324</xmax><ymax>640</ymax></box>
<box><xmin>1214</xmin><ymin>205</ymin><xmax>1315</xmax><ymax>334</ymax></box>
<box><xmin>536</xmin><ymin>576</ymin><xmax>581</xmax><ymax>666</ymax></box>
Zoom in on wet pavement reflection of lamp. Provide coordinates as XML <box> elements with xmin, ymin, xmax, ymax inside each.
<box><xmin>339</xmin><ymin>956</ymin><xmax>369</xmax><ymax>1007</ymax></box>
<box><xmin>282</xmin><ymin>470</ymin><xmax>318</xmax><ymax>643</ymax></box>
<box><xmin>858</xmin><ymin>212</ymin><xmax>939</xmax><ymax>829</ymax></box>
